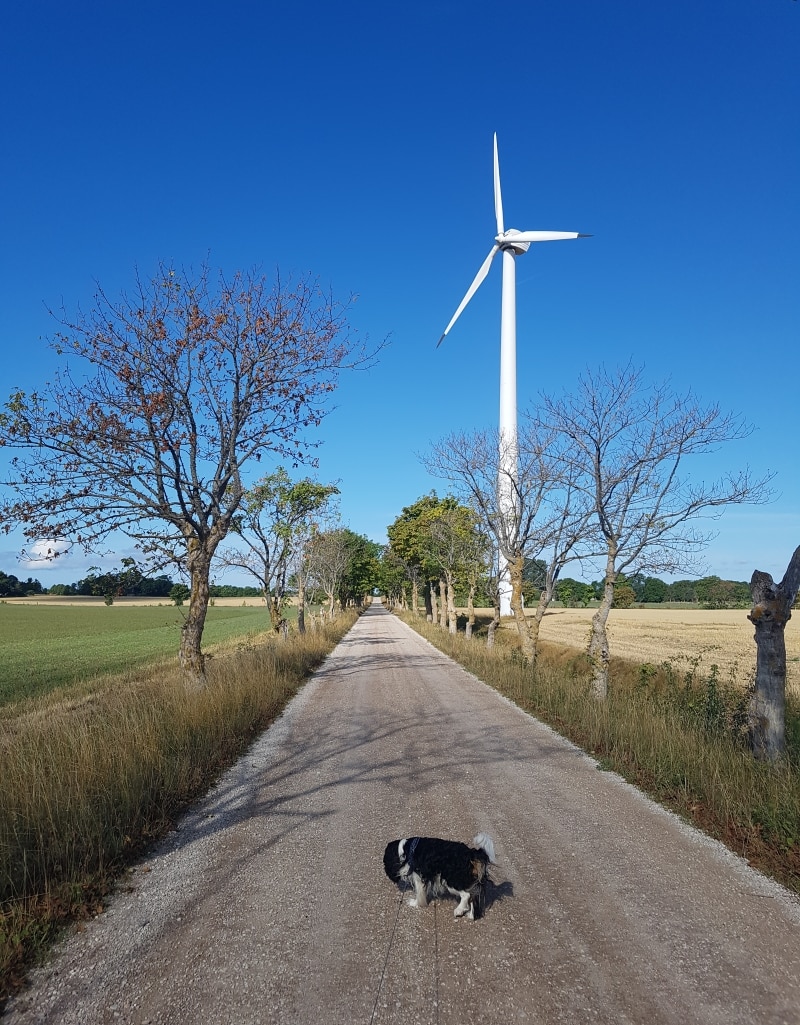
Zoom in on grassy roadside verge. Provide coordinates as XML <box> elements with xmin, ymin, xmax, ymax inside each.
<box><xmin>0</xmin><ymin>612</ymin><xmax>358</xmax><ymax>1006</ymax></box>
<box><xmin>399</xmin><ymin>612</ymin><xmax>800</xmax><ymax>897</ymax></box>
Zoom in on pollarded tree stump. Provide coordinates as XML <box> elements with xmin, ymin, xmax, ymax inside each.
<box><xmin>748</xmin><ymin>546</ymin><xmax>800</xmax><ymax>760</ymax></box>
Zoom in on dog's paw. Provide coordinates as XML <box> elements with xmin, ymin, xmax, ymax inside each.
<box><xmin>406</xmin><ymin>897</ymin><xmax>419</xmax><ymax>908</ymax></box>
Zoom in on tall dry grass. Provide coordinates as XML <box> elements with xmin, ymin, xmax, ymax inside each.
<box><xmin>0</xmin><ymin>613</ymin><xmax>357</xmax><ymax>1002</ymax></box>
<box><xmin>402</xmin><ymin>613</ymin><xmax>800</xmax><ymax>895</ymax></box>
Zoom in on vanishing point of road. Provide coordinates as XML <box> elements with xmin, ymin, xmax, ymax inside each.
<box><xmin>7</xmin><ymin>601</ymin><xmax>800</xmax><ymax>1024</ymax></box>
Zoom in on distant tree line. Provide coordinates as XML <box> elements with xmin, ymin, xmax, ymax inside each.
<box><xmin>0</xmin><ymin>563</ymin><xmax>261</xmax><ymax>601</ymax></box>
<box><xmin>548</xmin><ymin>571</ymin><xmax>753</xmax><ymax>609</ymax></box>
<box><xmin>0</xmin><ymin>570</ymin><xmax>45</xmax><ymax>598</ymax></box>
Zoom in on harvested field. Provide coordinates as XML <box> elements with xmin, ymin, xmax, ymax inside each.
<box><xmin>524</xmin><ymin>607</ymin><xmax>800</xmax><ymax>695</ymax></box>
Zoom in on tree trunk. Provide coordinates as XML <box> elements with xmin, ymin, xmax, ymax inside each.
<box><xmin>179</xmin><ymin>541</ymin><xmax>213</xmax><ymax>690</ymax></box>
<box><xmin>589</xmin><ymin>559</ymin><xmax>616</xmax><ymax>699</ymax></box>
<box><xmin>268</xmin><ymin>594</ymin><xmax>285</xmax><ymax>635</ymax></box>
<box><xmin>427</xmin><ymin>581</ymin><xmax>436</xmax><ymax>623</ymax></box>
<box><xmin>439</xmin><ymin>577</ymin><xmax>447</xmax><ymax>628</ymax></box>
<box><xmin>297</xmin><ymin>575</ymin><xmax>306</xmax><ymax>635</ymax></box>
<box><xmin>526</xmin><ymin>587</ymin><xmax>553</xmax><ymax>662</ymax></box>
<box><xmin>486</xmin><ymin>592</ymin><xmax>500</xmax><ymax>650</ymax></box>
<box><xmin>411</xmin><ymin>574</ymin><xmax>419</xmax><ymax>617</ymax></box>
<box><xmin>508</xmin><ymin>553</ymin><xmax>535</xmax><ymax>662</ymax></box>
<box><xmin>748</xmin><ymin>546</ymin><xmax>800</xmax><ymax>761</ymax></box>
<box><xmin>446</xmin><ymin>573</ymin><xmax>457</xmax><ymax>635</ymax></box>
<box><xmin>465</xmin><ymin>583</ymin><xmax>476</xmax><ymax>640</ymax></box>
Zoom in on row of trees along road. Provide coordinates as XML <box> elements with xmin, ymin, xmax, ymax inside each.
<box><xmin>400</xmin><ymin>363</ymin><xmax>796</xmax><ymax>759</ymax></box>
<box><xmin>0</xmin><ymin>263</ymin><xmax>378</xmax><ymax>688</ymax></box>
<box><xmin>422</xmin><ymin>363</ymin><xmax>774</xmax><ymax>698</ymax></box>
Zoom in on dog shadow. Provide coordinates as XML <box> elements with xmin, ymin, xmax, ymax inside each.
<box><xmin>389</xmin><ymin>874</ymin><xmax>514</xmax><ymax>915</ymax></box>
<box><xmin>484</xmin><ymin>876</ymin><xmax>514</xmax><ymax>911</ymax></box>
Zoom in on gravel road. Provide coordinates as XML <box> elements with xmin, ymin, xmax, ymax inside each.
<box><xmin>7</xmin><ymin>602</ymin><xmax>800</xmax><ymax>1025</ymax></box>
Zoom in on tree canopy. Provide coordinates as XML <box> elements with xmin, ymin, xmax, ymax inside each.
<box><xmin>0</xmin><ymin>263</ymin><xmax>373</xmax><ymax>684</ymax></box>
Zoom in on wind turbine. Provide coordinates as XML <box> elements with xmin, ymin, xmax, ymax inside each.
<box><xmin>438</xmin><ymin>133</ymin><xmax>589</xmax><ymax>616</ymax></box>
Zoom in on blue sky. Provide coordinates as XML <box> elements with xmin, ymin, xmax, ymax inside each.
<box><xmin>1</xmin><ymin>0</ymin><xmax>798</xmax><ymax>587</ymax></box>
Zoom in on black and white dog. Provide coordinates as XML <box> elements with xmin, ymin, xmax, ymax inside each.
<box><xmin>383</xmin><ymin>833</ymin><xmax>496</xmax><ymax>920</ymax></box>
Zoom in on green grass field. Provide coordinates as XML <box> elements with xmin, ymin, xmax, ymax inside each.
<box><xmin>0</xmin><ymin>602</ymin><xmax>273</xmax><ymax>704</ymax></box>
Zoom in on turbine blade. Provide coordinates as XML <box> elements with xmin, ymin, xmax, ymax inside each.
<box><xmin>437</xmin><ymin>246</ymin><xmax>499</xmax><ymax>346</ymax></box>
<box><xmin>493</xmin><ymin>134</ymin><xmax>504</xmax><ymax>235</ymax></box>
<box><xmin>506</xmin><ymin>230</ymin><xmax>587</xmax><ymax>243</ymax></box>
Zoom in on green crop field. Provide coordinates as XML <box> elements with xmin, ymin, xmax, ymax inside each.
<box><xmin>0</xmin><ymin>602</ymin><xmax>273</xmax><ymax>704</ymax></box>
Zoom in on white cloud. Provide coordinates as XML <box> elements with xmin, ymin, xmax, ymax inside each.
<box><xmin>24</xmin><ymin>538</ymin><xmax>71</xmax><ymax>568</ymax></box>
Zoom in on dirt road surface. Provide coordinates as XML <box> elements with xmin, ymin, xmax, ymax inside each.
<box><xmin>7</xmin><ymin>602</ymin><xmax>800</xmax><ymax>1025</ymax></box>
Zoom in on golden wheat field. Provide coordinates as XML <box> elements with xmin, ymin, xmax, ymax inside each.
<box><xmin>524</xmin><ymin>607</ymin><xmax>800</xmax><ymax>695</ymax></box>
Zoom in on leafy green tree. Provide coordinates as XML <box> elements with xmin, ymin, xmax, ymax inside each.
<box><xmin>386</xmin><ymin>493</ymin><xmax>450</xmax><ymax>620</ymax></box>
<box><xmin>641</xmin><ymin>576</ymin><xmax>668</xmax><ymax>603</ymax></box>
<box><xmin>338</xmin><ymin>532</ymin><xmax>382</xmax><ymax>607</ymax></box>
<box><xmin>47</xmin><ymin>583</ymin><xmax>76</xmax><ymax>596</ymax></box>
<box><xmin>170</xmin><ymin>583</ymin><xmax>190</xmax><ymax>606</ymax></box>
<box><xmin>375</xmin><ymin>548</ymin><xmax>409</xmax><ymax>608</ymax></box>
<box><xmin>626</xmin><ymin>572</ymin><xmax>648</xmax><ymax>602</ymax></box>
<box><xmin>695</xmin><ymin>576</ymin><xmax>750</xmax><ymax>608</ymax></box>
<box><xmin>138</xmin><ymin>574</ymin><xmax>174</xmax><ymax>598</ymax></box>
<box><xmin>613</xmin><ymin>584</ymin><xmax>636</xmax><ymax>608</ymax></box>
<box><xmin>0</xmin><ymin>571</ymin><xmax>44</xmax><ymax>597</ymax></box>
<box><xmin>555</xmin><ymin>578</ymin><xmax>594</xmax><ymax>607</ymax></box>
<box><xmin>667</xmin><ymin>579</ymin><xmax>697</xmax><ymax>603</ymax></box>
<box><xmin>0</xmin><ymin>263</ymin><xmax>370</xmax><ymax>687</ymax></box>
<box><xmin>218</xmin><ymin>468</ymin><xmax>339</xmax><ymax>634</ymax></box>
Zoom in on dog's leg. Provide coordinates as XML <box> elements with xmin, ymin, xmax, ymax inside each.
<box><xmin>453</xmin><ymin>892</ymin><xmax>473</xmax><ymax>918</ymax></box>
<box><xmin>406</xmin><ymin>874</ymin><xmax>429</xmax><ymax>909</ymax></box>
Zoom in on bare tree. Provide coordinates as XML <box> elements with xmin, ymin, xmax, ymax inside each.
<box><xmin>541</xmin><ymin>363</ymin><xmax>774</xmax><ymax>699</ymax></box>
<box><xmin>304</xmin><ymin>527</ymin><xmax>353</xmax><ymax>620</ymax></box>
<box><xmin>748</xmin><ymin>546</ymin><xmax>800</xmax><ymax>761</ymax></box>
<box><xmin>424</xmin><ymin>425</ymin><xmax>587</xmax><ymax>662</ymax></box>
<box><xmin>0</xmin><ymin>263</ymin><xmax>372</xmax><ymax>687</ymax></box>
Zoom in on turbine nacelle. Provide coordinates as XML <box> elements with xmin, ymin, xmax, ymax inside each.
<box><xmin>497</xmin><ymin>229</ymin><xmax>531</xmax><ymax>255</ymax></box>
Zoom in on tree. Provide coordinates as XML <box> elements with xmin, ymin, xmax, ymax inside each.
<box><xmin>424</xmin><ymin>426</ymin><xmax>592</xmax><ymax>663</ymax></box>
<box><xmin>217</xmin><ymin>468</ymin><xmax>339</xmax><ymax>634</ymax></box>
<box><xmin>76</xmin><ymin>558</ymin><xmax>143</xmax><ymax>603</ymax></box>
<box><xmin>541</xmin><ymin>363</ymin><xmax>774</xmax><ymax>699</ymax></box>
<box><xmin>337</xmin><ymin>532</ymin><xmax>382</xmax><ymax>608</ymax></box>
<box><xmin>375</xmin><ymin>547</ymin><xmax>410</xmax><ymax>609</ymax></box>
<box><xmin>667</xmin><ymin>579</ymin><xmax>697</xmax><ymax>603</ymax></box>
<box><xmin>612</xmin><ymin>583</ymin><xmax>636</xmax><ymax>608</ymax></box>
<box><xmin>641</xmin><ymin>576</ymin><xmax>668</xmax><ymax>603</ymax></box>
<box><xmin>0</xmin><ymin>570</ymin><xmax>44</xmax><ymax>597</ymax></box>
<box><xmin>695</xmin><ymin>575</ymin><xmax>750</xmax><ymax>609</ymax></box>
<box><xmin>748</xmin><ymin>546</ymin><xmax>800</xmax><ymax>761</ymax></box>
<box><xmin>386</xmin><ymin>494</ymin><xmax>448</xmax><ymax>621</ymax></box>
<box><xmin>426</xmin><ymin>501</ymin><xmax>484</xmax><ymax>635</ymax></box>
<box><xmin>0</xmin><ymin>263</ymin><xmax>371</xmax><ymax>687</ymax></box>
<box><xmin>556</xmin><ymin>578</ymin><xmax>594</xmax><ymax>607</ymax></box>
<box><xmin>305</xmin><ymin>528</ymin><xmax>361</xmax><ymax>615</ymax></box>
<box><xmin>170</xmin><ymin>584</ymin><xmax>190</xmax><ymax>606</ymax></box>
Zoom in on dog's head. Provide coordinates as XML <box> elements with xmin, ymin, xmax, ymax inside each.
<box><xmin>383</xmin><ymin>840</ymin><xmax>405</xmax><ymax>883</ymax></box>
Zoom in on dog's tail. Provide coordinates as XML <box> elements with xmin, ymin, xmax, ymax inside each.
<box><xmin>472</xmin><ymin>833</ymin><xmax>496</xmax><ymax>864</ymax></box>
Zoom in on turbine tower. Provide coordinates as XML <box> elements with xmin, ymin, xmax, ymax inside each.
<box><xmin>438</xmin><ymin>133</ymin><xmax>588</xmax><ymax>616</ymax></box>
